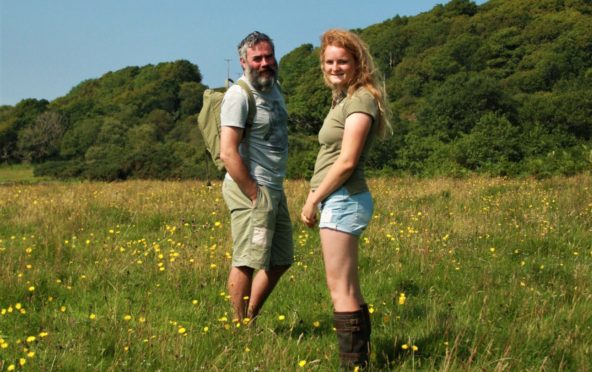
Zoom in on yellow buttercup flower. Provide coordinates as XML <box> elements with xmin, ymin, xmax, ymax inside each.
<box><xmin>398</xmin><ymin>293</ymin><xmax>406</xmax><ymax>305</ymax></box>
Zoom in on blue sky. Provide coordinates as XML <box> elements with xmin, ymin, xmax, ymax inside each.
<box><xmin>1</xmin><ymin>0</ymin><xmax>486</xmax><ymax>106</ymax></box>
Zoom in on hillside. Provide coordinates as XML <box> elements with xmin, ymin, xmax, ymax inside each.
<box><xmin>1</xmin><ymin>0</ymin><xmax>590</xmax><ymax>180</ymax></box>
<box><xmin>280</xmin><ymin>0</ymin><xmax>592</xmax><ymax>177</ymax></box>
<box><xmin>0</xmin><ymin>60</ymin><xmax>208</xmax><ymax>180</ymax></box>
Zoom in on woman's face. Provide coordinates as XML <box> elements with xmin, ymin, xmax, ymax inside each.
<box><xmin>323</xmin><ymin>45</ymin><xmax>356</xmax><ymax>90</ymax></box>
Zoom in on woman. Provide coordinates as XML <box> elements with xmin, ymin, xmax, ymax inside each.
<box><xmin>301</xmin><ymin>29</ymin><xmax>391</xmax><ymax>369</ymax></box>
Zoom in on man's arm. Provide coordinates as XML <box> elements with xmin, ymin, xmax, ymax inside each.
<box><xmin>220</xmin><ymin>126</ymin><xmax>258</xmax><ymax>203</ymax></box>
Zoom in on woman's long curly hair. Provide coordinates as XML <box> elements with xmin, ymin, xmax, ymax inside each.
<box><xmin>320</xmin><ymin>29</ymin><xmax>392</xmax><ymax>139</ymax></box>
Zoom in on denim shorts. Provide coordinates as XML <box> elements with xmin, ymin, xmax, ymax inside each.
<box><xmin>319</xmin><ymin>187</ymin><xmax>374</xmax><ymax>237</ymax></box>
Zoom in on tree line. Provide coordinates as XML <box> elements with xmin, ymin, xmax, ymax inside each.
<box><xmin>1</xmin><ymin>0</ymin><xmax>591</xmax><ymax>180</ymax></box>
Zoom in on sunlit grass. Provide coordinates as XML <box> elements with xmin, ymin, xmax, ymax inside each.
<box><xmin>0</xmin><ymin>165</ymin><xmax>42</xmax><ymax>184</ymax></box>
<box><xmin>1</xmin><ymin>175</ymin><xmax>591</xmax><ymax>370</ymax></box>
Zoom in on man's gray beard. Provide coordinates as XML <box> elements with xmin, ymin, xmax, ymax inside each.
<box><xmin>246</xmin><ymin>66</ymin><xmax>276</xmax><ymax>92</ymax></box>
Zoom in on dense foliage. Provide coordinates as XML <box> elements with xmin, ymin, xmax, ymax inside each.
<box><xmin>1</xmin><ymin>60</ymin><xmax>208</xmax><ymax>180</ymax></box>
<box><xmin>280</xmin><ymin>0</ymin><xmax>592</xmax><ymax>177</ymax></box>
<box><xmin>1</xmin><ymin>0</ymin><xmax>590</xmax><ymax>180</ymax></box>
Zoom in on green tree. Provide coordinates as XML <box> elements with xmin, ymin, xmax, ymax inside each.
<box><xmin>97</xmin><ymin>117</ymin><xmax>128</xmax><ymax>146</ymax></box>
<box><xmin>59</xmin><ymin>118</ymin><xmax>102</xmax><ymax>158</ymax></box>
<box><xmin>418</xmin><ymin>72</ymin><xmax>517</xmax><ymax>141</ymax></box>
<box><xmin>438</xmin><ymin>0</ymin><xmax>478</xmax><ymax>17</ymax></box>
<box><xmin>360</xmin><ymin>15</ymin><xmax>409</xmax><ymax>78</ymax></box>
<box><xmin>279</xmin><ymin>44</ymin><xmax>329</xmax><ymax>133</ymax></box>
<box><xmin>454</xmin><ymin>112</ymin><xmax>522</xmax><ymax>174</ymax></box>
<box><xmin>144</xmin><ymin>109</ymin><xmax>174</xmax><ymax>140</ymax></box>
<box><xmin>178</xmin><ymin>82</ymin><xmax>206</xmax><ymax>117</ymax></box>
<box><xmin>396</xmin><ymin>133</ymin><xmax>448</xmax><ymax>175</ymax></box>
<box><xmin>4</xmin><ymin>0</ymin><xmax>592</xmax><ymax>180</ymax></box>
<box><xmin>1</xmin><ymin>99</ymin><xmax>49</xmax><ymax>162</ymax></box>
<box><xmin>83</xmin><ymin>143</ymin><xmax>128</xmax><ymax>181</ymax></box>
<box><xmin>16</xmin><ymin>111</ymin><xmax>67</xmax><ymax>162</ymax></box>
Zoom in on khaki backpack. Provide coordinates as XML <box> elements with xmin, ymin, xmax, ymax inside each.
<box><xmin>198</xmin><ymin>79</ymin><xmax>256</xmax><ymax>172</ymax></box>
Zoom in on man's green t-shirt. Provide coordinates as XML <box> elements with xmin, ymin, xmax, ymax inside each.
<box><xmin>310</xmin><ymin>87</ymin><xmax>378</xmax><ymax>195</ymax></box>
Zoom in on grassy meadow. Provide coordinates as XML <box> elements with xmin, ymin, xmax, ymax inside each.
<box><xmin>0</xmin><ymin>174</ymin><xmax>591</xmax><ymax>371</ymax></box>
<box><xmin>0</xmin><ymin>165</ymin><xmax>47</xmax><ymax>185</ymax></box>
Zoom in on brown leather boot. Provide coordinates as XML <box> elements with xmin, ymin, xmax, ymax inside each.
<box><xmin>333</xmin><ymin>310</ymin><xmax>369</xmax><ymax>370</ymax></box>
<box><xmin>360</xmin><ymin>303</ymin><xmax>372</xmax><ymax>354</ymax></box>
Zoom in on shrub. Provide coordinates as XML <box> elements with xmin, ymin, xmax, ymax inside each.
<box><xmin>33</xmin><ymin>160</ymin><xmax>85</xmax><ymax>179</ymax></box>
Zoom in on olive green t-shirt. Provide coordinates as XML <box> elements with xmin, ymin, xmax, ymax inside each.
<box><xmin>310</xmin><ymin>87</ymin><xmax>378</xmax><ymax>195</ymax></box>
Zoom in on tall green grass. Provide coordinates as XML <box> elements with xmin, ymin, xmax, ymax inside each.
<box><xmin>1</xmin><ymin>175</ymin><xmax>590</xmax><ymax>370</ymax></box>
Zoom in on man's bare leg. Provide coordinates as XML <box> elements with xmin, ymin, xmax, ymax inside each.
<box><xmin>247</xmin><ymin>265</ymin><xmax>291</xmax><ymax>319</ymax></box>
<box><xmin>227</xmin><ymin>266</ymin><xmax>254</xmax><ymax>321</ymax></box>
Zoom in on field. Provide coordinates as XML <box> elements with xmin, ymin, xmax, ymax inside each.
<box><xmin>0</xmin><ymin>165</ymin><xmax>45</xmax><ymax>185</ymax></box>
<box><xmin>1</xmin><ymin>174</ymin><xmax>591</xmax><ymax>371</ymax></box>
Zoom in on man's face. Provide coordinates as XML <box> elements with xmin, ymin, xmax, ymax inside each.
<box><xmin>241</xmin><ymin>41</ymin><xmax>277</xmax><ymax>91</ymax></box>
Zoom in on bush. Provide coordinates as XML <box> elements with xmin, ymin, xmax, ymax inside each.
<box><xmin>33</xmin><ymin>160</ymin><xmax>85</xmax><ymax>179</ymax></box>
<box><xmin>84</xmin><ymin>160</ymin><xmax>126</xmax><ymax>181</ymax></box>
<box><xmin>83</xmin><ymin>144</ymin><xmax>128</xmax><ymax>181</ymax></box>
<box><xmin>396</xmin><ymin>134</ymin><xmax>448</xmax><ymax>175</ymax></box>
<box><xmin>454</xmin><ymin>112</ymin><xmax>522</xmax><ymax>175</ymax></box>
<box><xmin>523</xmin><ymin>145</ymin><xmax>592</xmax><ymax>179</ymax></box>
<box><xmin>286</xmin><ymin>134</ymin><xmax>318</xmax><ymax>179</ymax></box>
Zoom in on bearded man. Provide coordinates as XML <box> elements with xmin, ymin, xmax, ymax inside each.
<box><xmin>219</xmin><ymin>31</ymin><xmax>293</xmax><ymax>323</ymax></box>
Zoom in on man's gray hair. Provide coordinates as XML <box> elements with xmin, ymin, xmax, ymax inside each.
<box><xmin>238</xmin><ymin>31</ymin><xmax>275</xmax><ymax>59</ymax></box>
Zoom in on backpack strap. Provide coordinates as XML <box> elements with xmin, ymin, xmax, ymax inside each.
<box><xmin>236</xmin><ymin>79</ymin><xmax>256</xmax><ymax>127</ymax></box>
